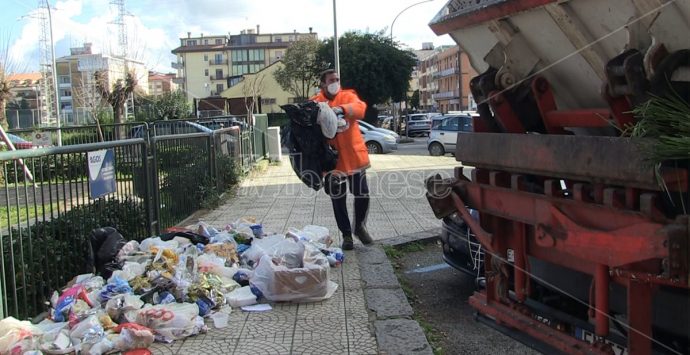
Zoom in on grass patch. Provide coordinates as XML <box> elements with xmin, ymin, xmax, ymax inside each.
<box><xmin>399</xmin><ymin>241</ymin><xmax>425</xmax><ymax>253</ymax></box>
<box><xmin>415</xmin><ymin>315</ymin><xmax>446</xmax><ymax>355</ymax></box>
<box><xmin>0</xmin><ymin>203</ymin><xmax>59</xmax><ymax>227</ymax></box>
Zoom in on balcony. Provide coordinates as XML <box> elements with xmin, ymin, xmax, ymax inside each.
<box><xmin>171</xmin><ymin>61</ymin><xmax>184</xmax><ymax>69</ymax></box>
<box><xmin>58</xmin><ymin>82</ymin><xmax>71</xmax><ymax>88</ymax></box>
<box><xmin>60</xmin><ymin>96</ymin><xmax>72</xmax><ymax>101</ymax></box>
<box><xmin>432</xmin><ymin>90</ymin><xmax>459</xmax><ymax>100</ymax></box>
<box><xmin>209</xmin><ymin>59</ymin><xmax>228</xmax><ymax>66</ymax></box>
<box><xmin>172</xmin><ymin>77</ymin><xmax>185</xmax><ymax>84</ymax></box>
<box><xmin>433</xmin><ymin>67</ymin><xmax>459</xmax><ymax>79</ymax></box>
<box><xmin>210</xmin><ymin>75</ymin><xmax>227</xmax><ymax>81</ymax></box>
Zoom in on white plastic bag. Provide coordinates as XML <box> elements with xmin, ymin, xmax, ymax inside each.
<box><xmin>242</xmin><ymin>235</ymin><xmax>305</xmax><ymax>268</ymax></box>
<box><xmin>134</xmin><ymin>303</ymin><xmax>205</xmax><ymax>342</ymax></box>
<box><xmin>316</xmin><ymin>102</ymin><xmax>337</xmax><ymax>138</ymax></box>
<box><xmin>0</xmin><ymin>317</ymin><xmax>42</xmax><ymax>354</ymax></box>
<box><xmin>139</xmin><ymin>237</ymin><xmax>178</xmax><ymax>252</ymax></box>
<box><xmin>288</xmin><ymin>225</ymin><xmax>333</xmax><ymax>247</ymax></box>
<box><xmin>109</xmin><ymin>261</ymin><xmax>146</xmax><ymax>282</ymax></box>
<box><xmin>226</xmin><ymin>286</ymin><xmax>257</xmax><ymax>307</ymax></box>
<box><xmin>69</xmin><ymin>315</ymin><xmax>104</xmax><ymax>347</ymax></box>
<box><xmin>105</xmin><ymin>294</ymin><xmax>144</xmax><ymax>321</ymax></box>
<box><xmin>112</xmin><ymin>327</ymin><xmax>154</xmax><ymax>352</ymax></box>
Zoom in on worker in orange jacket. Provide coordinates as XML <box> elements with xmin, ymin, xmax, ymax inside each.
<box><xmin>311</xmin><ymin>69</ymin><xmax>373</xmax><ymax>250</ymax></box>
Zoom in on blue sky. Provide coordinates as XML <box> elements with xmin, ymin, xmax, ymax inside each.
<box><xmin>2</xmin><ymin>0</ymin><xmax>454</xmax><ymax>74</ymax></box>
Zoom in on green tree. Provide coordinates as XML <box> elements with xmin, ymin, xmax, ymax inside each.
<box><xmin>135</xmin><ymin>90</ymin><xmax>190</xmax><ymax>121</ymax></box>
<box><xmin>274</xmin><ymin>37</ymin><xmax>322</xmax><ymax>102</ymax></box>
<box><xmin>409</xmin><ymin>89</ymin><xmax>420</xmax><ymax>110</ymax></box>
<box><xmin>317</xmin><ymin>31</ymin><xmax>416</xmax><ymax>119</ymax></box>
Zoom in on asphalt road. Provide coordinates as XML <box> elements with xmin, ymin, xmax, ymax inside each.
<box><xmin>392</xmin><ymin>241</ymin><xmax>540</xmax><ymax>355</ymax></box>
<box><xmin>393</xmin><ymin>137</ymin><xmax>432</xmax><ymax>156</ymax></box>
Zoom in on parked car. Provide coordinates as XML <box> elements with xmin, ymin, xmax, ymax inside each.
<box><xmin>403</xmin><ymin>113</ymin><xmax>433</xmax><ymax>136</ymax></box>
<box><xmin>358</xmin><ymin>123</ymin><xmax>397</xmax><ymax>154</ymax></box>
<box><xmin>198</xmin><ymin>116</ymin><xmax>246</xmax><ymax>130</ymax></box>
<box><xmin>130</xmin><ymin>120</ymin><xmax>213</xmax><ymax>139</ymax></box>
<box><xmin>427</xmin><ymin>114</ymin><xmax>474</xmax><ymax>156</ymax></box>
<box><xmin>357</xmin><ymin>120</ymin><xmax>400</xmax><ymax>143</ymax></box>
<box><xmin>1</xmin><ymin>133</ymin><xmax>34</xmax><ymax>149</ymax></box>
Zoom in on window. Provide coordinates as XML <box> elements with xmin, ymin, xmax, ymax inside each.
<box><xmin>215</xmin><ymin>69</ymin><xmax>223</xmax><ymax>79</ymax></box>
<box><xmin>274</xmin><ymin>36</ymin><xmax>282</xmax><ymax>43</ymax></box>
<box><xmin>186</xmin><ymin>40</ymin><xmax>197</xmax><ymax>46</ymax></box>
<box><xmin>215</xmin><ymin>38</ymin><xmax>223</xmax><ymax>45</ymax></box>
<box><xmin>440</xmin><ymin>116</ymin><xmax>459</xmax><ymax>131</ymax></box>
<box><xmin>276</xmin><ymin>50</ymin><xmax>283</xmax><ymax>59</ymax></box>
<box><xmin>261</xmin><ymin>98</ymin><xmax>276</xmax><ymax>105</ymax></box>
<box><xmin>59</xmin><ymin>76</ymin><xmax>70</xmax><ymax>84</ymax></box>
<box><xmin>204</xmin><ymin>54</ymin><xmax>208</xmax><ymax>61</ymax></box>
<box><xmin>204</xmin><ymin>39</ymin><xmax>208</xmax><ymax>45</ymax></box>
<box><xmin>216</xmin><ymin>83</ymin><xmax>224</xmax><ymax>93</ymax></box>
<box><xmin>460</xmin><ymin>116</ymin><xmax>473</xmax><ymax>132</ymax></box>
<box><xmin>204</xmin><ymin>69</ymin><xmax>209</xmax><ymax>76</ymax></box>
<box><xmin>214</xmin><ymin>53</ymin><xmax>223</xmax><ymax>63</ymax></box>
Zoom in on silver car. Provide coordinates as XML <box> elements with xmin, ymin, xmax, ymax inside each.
<box><xmin>427</xmin><ymin>115</ymin><xmax>473</xmax><ymax>156</ymax></box>
<box><xmin>357</xmin><ymin>123</ymin><xmax>398</xmax><ymax>154</ymax></box>
<box><xmin>358</xmin><ymin>120</ymin><xmax>400</xmax><ymax>143</ymax></box>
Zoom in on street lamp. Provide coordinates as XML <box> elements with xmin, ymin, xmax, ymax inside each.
<box><xmin>332</xmin><ymin>0</ymin><xmax>340</xmax><ymax>76</ymax></box>
<box><xmin>389</xmin><ymin>0</ymin><xmax>434</xmax><ymax>135</ymax></box>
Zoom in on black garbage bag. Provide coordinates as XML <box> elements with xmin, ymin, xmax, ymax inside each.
<box><xmin>86</xmin><ymin>227</ymin><xmax>127</xmax><ymax>279</ymax></box>
<box><xmin>281</xmin><ymin>101</ymin><xmax>338</xmax><ymax>190</ymax></box>
<box><xmin>159</xmin><ymin>231</ymin><xmax>210</xmax><ymax>245</ymax></box>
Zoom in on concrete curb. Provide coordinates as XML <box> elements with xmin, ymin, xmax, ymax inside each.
<box><xmin>356</xmin><ymin>229</ymin><xmax>443</xmax><ymax>355</ymax></box>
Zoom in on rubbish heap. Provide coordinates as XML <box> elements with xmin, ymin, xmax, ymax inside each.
<box><xmin>0</xmin><ymin>220</ymin><xmax>344</xmax><ymax>354</ymax></box>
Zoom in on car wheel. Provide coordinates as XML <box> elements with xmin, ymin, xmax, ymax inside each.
<box><xmin>366</xmin><ymin>141</ymin><xmax>383</xmax><ymax>154</ymax></box>
<box><xmin>429</xmin><ymin>142</ymin><xmax>445</xmax><ymax>156</ymax></box>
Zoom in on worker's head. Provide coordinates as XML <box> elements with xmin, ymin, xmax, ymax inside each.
<box><xmin>320</xmin><ymin>69</ymin><xmax>340</xmax><ymax>99</ymax></box>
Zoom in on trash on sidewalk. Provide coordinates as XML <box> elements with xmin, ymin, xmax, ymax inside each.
<box><xmin>241</xmin><ymin>304</ymin><xmax>272</xmax><ymax>312</ymax></box>
<box><xmin>0</xmin><ymin>222</ymin><xmax>341</xmax><ymax>354</ymax></box>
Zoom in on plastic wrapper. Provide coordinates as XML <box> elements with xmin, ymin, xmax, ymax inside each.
<box><xmin>134</xmin><ymin>303</ymin><xmax>205</xmax><ymax>342</ymax></box>
<box><xmin>69</xmin><ymin>315</ymin><xmax>104</xmax><ymax>348</ymax></box>
<box><xmin>250</xmin><ymin>244</ymin><xmax>330</xmax><ymax>302</ymax></box>
<box><xmin>37</xmin><ymin>321</ymin><xmax>74</xmax><ymax>354</ymax></box>
<box><xmin>139</xmin><ymin>237</ymin><xmax>178</xmax><ymax>252</ymax></box>
<box><xmin>0</xmin><ymin>317</ymin><xmax>42</xmax><ymax>354</ymax></box>
<box><xmin>116</xmin><ymin>240</ymin><xmax>140</xmax><ymax>261</ymax></box>
<box><xmin>106</xmin><ymin>294</ymin><xmax>144</xmax><ymax>321</ymax></box>
<box><xmin>204</xmin><ymin>243</ymin><xmax>239</xmax><ymax>264</ymax></box>
<box><xmin>109</xmin><ymin>261</ymin><xmax>147</xmax><ymax>282</ymax></box>
<box><xmin>98</xmin><ymin>276</ymin><xmax>132</xmax><ymax>303</ymax></box>
<box><xmin>185</xmin><ymin>221</ymin><xmax>220</xmax><ymax>238</ymax></box>
<box><xmin>113</xmin><ymin>327</ymin><xmax>154</xmax><ymax>352</ymax></box>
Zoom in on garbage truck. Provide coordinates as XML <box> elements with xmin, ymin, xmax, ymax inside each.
<box><xmin>425</xmin><ymin>1</ymin><xmax>689</xmax><ymax>354</ymax></box>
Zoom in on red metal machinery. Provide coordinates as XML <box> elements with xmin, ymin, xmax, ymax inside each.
<box><xmin>427</xmin><ymin>0</ymin><xmax>690</xmax><ymax>354</ymax></box>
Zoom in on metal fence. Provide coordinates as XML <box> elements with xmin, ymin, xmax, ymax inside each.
<box><xmin>0</xmin><ymin>115</ymin><xmax>268</xmax><ymax>319</ymax></box>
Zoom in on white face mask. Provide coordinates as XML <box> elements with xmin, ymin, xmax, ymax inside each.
<box><xmin>327</xmin><ymin>82</ymin><xmax>340</xmax><ymax>96</ymax></box>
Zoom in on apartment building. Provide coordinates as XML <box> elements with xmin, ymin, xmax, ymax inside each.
<box><xmin>5</xmin><ymin>73</ymin><xmax>44</xmax><ymax>128</ymax></box>
<box><xmin>55</xmin><ymin>43</ymin><xmax>149</xmax><ymax>124</ymax></box>
<box><xmin>418</xmin><ymin>45</ymin><xmax>477</xmax><ymax>113</ymax></box>
<box><xmin>171</xmin><ymin>26</ymin><xmax>318</xmax><ymax>106</ymax></box>
<box><xmin>148</xmin><ymin>72</ymin><xmax>178</xmax><ymax>96</ymax></box>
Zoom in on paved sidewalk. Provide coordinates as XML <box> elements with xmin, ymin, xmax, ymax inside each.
<box><xmin>151</xmin><ymin>154</ymin><xmax>458</xmax><ymax>354</ymax></box>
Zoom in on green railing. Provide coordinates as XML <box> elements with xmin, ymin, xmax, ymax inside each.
<box><xmin>0</xmin><ymin>116</ymin><xmax>269</xmax><ymax>320</ymax></box>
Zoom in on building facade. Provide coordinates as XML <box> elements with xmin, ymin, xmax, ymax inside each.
<box><xmin>5</xmin><ymin>73</ymin><xmax>45</xmax><ymax>128</ymax></box>
<box><xmin>417</xmin><ymin>45</ymin><xmax>477</xmax><ymax>113</ymax></box>
<box><xmin>220</xmin><ymin>61</ymin><xmax>310</xmax><ymax>116</ymax></box>
<box><xmin>55</xmin><ymin>43</ymin><xmax>149</xmax><ymax>125</ymax></box>
<box><xmin>148</xmin><ymin>72</ymin><xmax>178</xmax><ymax>96</ymax></box>
<box><xmin>171</xmin><ymin>26</ymin><xmax>317</xmax><ymax>106</ymax></box>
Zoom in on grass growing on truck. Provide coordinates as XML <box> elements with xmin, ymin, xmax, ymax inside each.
<box><xmin>632</xmin><ymin>92</ymin><xmax>690</xmax><ymax>163</ymax></box>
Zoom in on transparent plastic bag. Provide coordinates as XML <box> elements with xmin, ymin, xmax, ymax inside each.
<box><xmin>112</xmin><ymin>327</ymin><xmax>154</xmax><ymax>352</ymax></box>
<box><xmin>242</xmin><ymin>235</ymin><xmax>305</xmax><ymax>268</ymax></box>
<box><xmin>134</xmin><ymin>303</ymin><xmax>205</xmax><ymax>342</ymax></box>
<box><xmin>0</xmin><ymin>317</ymin><xmax>42</xmax><ymax>354</ymax></box>
<box><xmin>316</xmin><ymin>102</ymin><xmax>337</xmax><ymax>139</ymax></box>
<box><xmin>249</xmin><ymin>246</ymin><xmax>331</xmax><ymax>302</ymax></box>
<box><xmin>105</xmin><ymin>294</ymin><xmax>144</xmax><ymax>321</ymax></box>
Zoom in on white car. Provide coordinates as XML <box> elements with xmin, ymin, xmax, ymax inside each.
<box><xmin>427</xmin><ymin>115</ymin><xmax>474</xmax><ymax>156</ymax></box>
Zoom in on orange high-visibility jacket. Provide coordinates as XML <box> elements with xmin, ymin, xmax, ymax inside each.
<box><xmin>311</xmin><ymin>89</ymin><xmax>370</xmax><ymax>176</ymax></box>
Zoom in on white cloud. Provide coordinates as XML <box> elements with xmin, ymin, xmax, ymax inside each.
<box><xmin>8</xmin><ymin>0</ymin><xmax>455</xmax><ymax>73</ymax></box>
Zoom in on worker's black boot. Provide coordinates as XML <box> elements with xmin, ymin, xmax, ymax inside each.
<box><xmin>342</xmin><ymin>234</ymin><xmax>354</xmax><ymax>250</ymax></box>
<box><xmin>354</xmin><ymin>225</ymin><xmax>373</xmax><ymax>245</ymax></box>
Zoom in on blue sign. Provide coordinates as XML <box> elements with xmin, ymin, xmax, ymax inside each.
<box><xmin>88</xmin><ymin>149</ymin><xmax>117</xmax><ymax>199</ymax></box>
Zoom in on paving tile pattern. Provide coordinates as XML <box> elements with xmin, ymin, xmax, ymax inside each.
<box><xmin>149</xmin><ymin>154</ymin><xmax>456</xmax><ymax>354</ymax></box>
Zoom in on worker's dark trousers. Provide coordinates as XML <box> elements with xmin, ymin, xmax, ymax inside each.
<box><xmin>324</xmin><ymin>172</ymin><xmax>370</xmax><ymax>236</ymax></box>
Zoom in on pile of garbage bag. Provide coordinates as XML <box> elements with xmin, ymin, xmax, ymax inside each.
<box><xmin>0</xmin><ymin>220</ymin><xmax>344</xmax><ymax>354</ymax></box>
